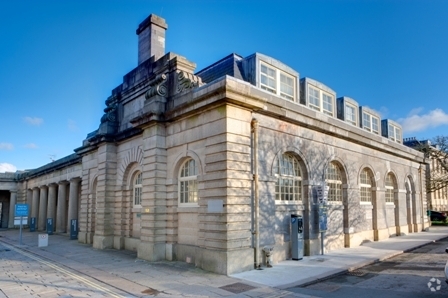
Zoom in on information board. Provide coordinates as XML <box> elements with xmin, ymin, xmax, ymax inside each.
<box><xmin>15</xmin><ymin>204</ymin><xmax>29</xmax><ymax>217</ymax></box>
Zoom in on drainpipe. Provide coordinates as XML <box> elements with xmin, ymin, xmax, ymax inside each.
<box><xmin>251</xmin><ymin>119</ymin><xmax>260</xmax><ymax>269</ymax></box>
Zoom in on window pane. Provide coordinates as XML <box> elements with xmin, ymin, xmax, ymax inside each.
<box><xmin>261</xmin><ymin>64</ymin><xmax>276</xmax><ymax>93</ymax></box>
<box><xmin>372</xmin><ymin>117</ymin><xmax>379</xmax><ymax>134</ymax></box>
<box><xmin>362</xmin><ymin>113</ymin><xmax>371</xmax><ymax>131</ymax></box>
<box><xmin>308</xmin><ymin>86</ymin><xmax>320</xmax><ymax>111</ymax></box>
<box><xmin>388</xmin><ymin>124</ymin><xmax>395</xmax><ymax>140</ymax></box>
<box><xmin>133</xmin><ymin>172</ymin><xmax>142</xmax><ymax>206</ymax></box>
<box><xmin>322</xmin><ymin>93</ymin><xmax>333</xmax><ymax>116</ymax></box>
<box><xmin>275</xmin><ymin>154</ymin><xmax>302</xmax><ymax>201</ymax></box>
<box><xmin>179</xmin><ymin>159</ymin><xmax>198</xmax><ymax>205</ymax></box>
<box><xmin>280</xmin><ymin>73</ymin><xmax>294</xmax><ymax>100</ymax></box>
<box><xmin>396</xmin><ymin>129</ymin><xmax>401</xmax><ymax>143</ymax></box>
<box><xmin>345</xmin><ymin>105</ymin><xmax>356</xmax><ymax>125</ymax></box>
<box><xmin>326</xmin><ymin>163</ymin><xmax>342</xmax><ymax>202</ymax></box>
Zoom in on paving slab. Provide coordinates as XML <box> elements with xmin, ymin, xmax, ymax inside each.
<box><xmin>2</xmin><ymin>227</ymin><xmax>448</xmax><ymax>297</ymax></box>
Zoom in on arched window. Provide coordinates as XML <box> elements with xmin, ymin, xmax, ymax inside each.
<box><xmin>133</xmin><ymin>172</ymin><xmax>142</xmax><ymax>206</ymax></box>
<box><xmin>275</xmin><ymin>153</ymin><xmax>302</xmax><ymax>201</ymax></box>
<box><xmin>385</xmin><ymin>173</ymin><xmax>395</xmax><ymax>203</ymax></box>
<box><xmin>360</xmin><ymin>169</ymin><xmax>373</xmax><ymax>203</ymax></box>
<box><xmin>326</xmin><ymin>162</ymin><xmax>342</xmax><ymax>202</ymax></box>
<box><xmin>179</xmin><ymin>159</ymin><xmax>198</xmax><ymax>205</ymax></box>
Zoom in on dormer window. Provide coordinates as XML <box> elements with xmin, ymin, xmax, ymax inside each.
<box><xmin>336</xmin><ymin>96</ymin><xmax>359</xmax><ymax>126</ymax></box>
<box><xmin>382</xmin><ymin>120</ymin><xmax>402</xmax><ymax>144</ymax></box>
<box><xmin>362</xmin><ymin>112</ymin><xmax>380</xmax><ymax>134</ymax></box>
<box><xmin>308</xmin><ymin>86</ymin><xmax>334</xmax><ymax>116</ymax></box>
<box><xmin>388</xmin><ymin>124</ymin><xmax>401</xmax><ymax>143</ymax></box>
<box><xmin>260</xmin><ymin>62</ymin><xmax>295</xmax><ymax>101</ymax></box>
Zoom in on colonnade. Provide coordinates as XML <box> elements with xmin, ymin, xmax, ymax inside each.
<box><xmin>24</xmin><ymin>178</ymin><xmax>81</xmax><ymax>233</ymax></box>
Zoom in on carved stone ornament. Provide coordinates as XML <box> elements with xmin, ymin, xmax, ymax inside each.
<box><xmin>145</xmin><ymin>73</ymin><xmax>168</xmax><ymax>99</ymax></box>
<box><xmin>176</xmin><ymin>70</ymin><xmax>202</xmax><ymax>93</ymax></box>
<box><xmin>101</xmin><ymin>95</ymin><xmax>118</xmax><ymax>123</ymax></box>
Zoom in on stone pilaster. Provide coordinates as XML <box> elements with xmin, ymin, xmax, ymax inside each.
<box><xmin>56</xmin><ymin>182</ymin><xmax>68</xmax><ymax>233</ymax></box>
<box><xmin>196</xmin><ymin>105</ymin><xmax>253</xmax><ymax>274</ymax></box>
<box><xmin>78</xmin><ymin>167</ymin><xmax>93</xmax><ymax>244</ymax></box>
<box><xmin>396</xmin><ymin>189</ymin><xmax>408</xmax><ymax>235</ymax></box>
<box><xmin>137</xmin><ymin>123</ymin><xmax>167</xmax><ymax>261</ymax></box>
<box><xmin>93</xmin><ymin>143</ymin><xmax>117</xmax><ymax>249</ymax></box>
<box><xmin>46</xmin><ymin>183</ymin><xmax>57</xmax><ymax>231</ymax></box>
<box><xmin>8</xmin><ymin>190</ymin><xmax>17</xmax><ymax>228</ymax></box>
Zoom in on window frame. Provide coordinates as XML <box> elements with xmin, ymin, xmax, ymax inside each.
<box><xmin>259</xmin><ymin>61</ymin><xmax>296</xmax><ymax>101</ymax></box>
<box><xmin>325</xmin><ymin>162</ymin><xmax>343</xmax><ymax>203</ymax></box>
<box><xmin>133</xmin><ymin>172</ymin><xmax>142</xmax><ymax>207</ymax></box>
<box><xmin>362</xmin><ymin>112</ymin><xmax>380</xmax><ymax>134</ymax></box>
<box><xmin>388</xmin><ymin>124</ymin><xmax>402</xmax><ymax>143</ymax></box>
<box><xmin>274</xmin><ymin>153</ymin><xmax>302</xmax><ymax>203</ymax></box>
<box><xmin>385</xmin><ymin>173</ymin><xmax>395</xmax><ymax>204</ymax></box>
<box><xmin>178</xmin><ymin>158</ymin><xmax>199</xmax><ymax>207</ymax></box>
<box><xmin>360</xmin><ymin>169</ymin><xmax>373</xmax><ymax>204</ymax></box>
<box><xmin>307</xmin><ymin>84</ymin><xmax>335</xmax><ymax>116</ymax></box>
<box><xmin>345</xmin><ymin>103</ymin><xmax>357</xmax><ymax>126</ymax></box>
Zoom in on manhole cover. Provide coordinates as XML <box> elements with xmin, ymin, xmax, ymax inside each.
<box><xmin>346</xmin><ymin>270</ymin><xmax>366</xmax><ymax>277</ymax></box>
<box><xmin>220</xmin><ymin>282</ymin><xmax>256</xmax><ymax>294</ymax></box>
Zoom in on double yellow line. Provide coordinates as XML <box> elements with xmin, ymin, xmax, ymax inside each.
<box><xmin>0</xmin><ymin>242</ymin><xmax>128</xmax><ymax>298</ymax></box>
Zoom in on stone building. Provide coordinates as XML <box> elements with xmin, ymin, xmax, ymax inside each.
<box><xmin>0</xmin><ymin>13</ymin><xmax>430</xmax><ymax>275</ymax></box>
<box><xmin>404</xmin><ymin>137</ymin><xmax>448</xmax><ymax>211</ymax></box>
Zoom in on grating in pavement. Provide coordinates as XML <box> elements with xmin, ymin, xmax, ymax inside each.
<box><xmin>219</xmin><ymin>282</ymin><xmax>256</xmax><ymax>294</ymax></box>
<box><xmin>346</xmin><ymin>269</ymin><xmax>367</xmax><ymax>277</ymax></box>
<box><xmin>306</xmin><ymin>282</ymin><xmax>341</xmax><ymax>292</ymax></box>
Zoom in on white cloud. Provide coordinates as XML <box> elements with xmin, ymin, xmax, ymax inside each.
<box><xmin>0</xmin><ymin>142</ymin><xmax>14</xmax><ymax>150</ymax></box>
<box><xmin>24</xmin><ymin>143</ymin><xmax>38</xmax><ymax>149</ymax></box>
<box><xmin>397</xmin><ymin>108</ymin><xmax>448</xmax><ymax>133</ymax></box>
<box><xmin>68</xmin><ymin>119</ymin><xmax>78</xmax><ymax>132</ymax></box>
<box><xmin>0</xmin><ymin>163</ymin><xmax>17</xmax><ymax>173</ymax></box>
<box><xmin>24</xmin><ymin>116</ymin><xmax>43</xmax><ymax>126</ymax></box>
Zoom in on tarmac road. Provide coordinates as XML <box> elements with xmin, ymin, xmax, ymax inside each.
<box><xmin>287</xmin><ymin>236</ymin><xmax>448</xmax><ymax>298</ymax></box>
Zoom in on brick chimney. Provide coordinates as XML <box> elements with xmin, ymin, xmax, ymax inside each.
<box><xmin>136</xmin><ymin>14</ymin><xmax>168</xmax><ymax>64</ymax></box>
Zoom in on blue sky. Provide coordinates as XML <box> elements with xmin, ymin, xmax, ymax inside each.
<box><xmin>1</xmin><ymin>0</ymin><xmax>448</xmax><ymax>172</ymax></box>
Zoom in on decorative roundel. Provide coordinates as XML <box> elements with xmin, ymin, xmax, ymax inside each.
<box><xmin>427</xmin><ymin>277</ymin><xmax>441</xmax><ymax>292</ymax></box>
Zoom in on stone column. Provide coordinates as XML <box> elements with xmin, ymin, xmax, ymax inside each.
<box><xmin>46</xmin><ymin>184</ymin><xmax>57</xmax><ymax>232</ymax></box>
<box><xmin>38</xmin><ymin>186</ymin><xmax>48</xmax><ymax>230</ymax></box>
<box><xmin>26</xmin><ymin>189</ymin><xmax>33</xmax><ymax>221</ymax></box>
<box><xmin>8</xmin><ymin>190</ymin><xmax>17</xmax><ymax>228</ymax></box>
<box><xmin>67</xmin><ymin>178</ymin><xmax>80</xmax><ymax>233</ymax></box>
<box><xmin>31</xmin><ymin>187</ymin><xmax>40</xmax><ymax>223</ymax></box>
<box><xmin>56</xmin><ymin>182</ymin><xmax>68</xmax><ymax>233</ymax></box>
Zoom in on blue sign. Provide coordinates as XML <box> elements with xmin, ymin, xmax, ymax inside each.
<box><xmin>319</xmin><ymin>206</ymin><xmax>328</xmax><ymax>232</ymax></box>
<box><xmin>15</xmin><ymin>204</ymin><xmax>29</xmax><ymax>217</ymax></box>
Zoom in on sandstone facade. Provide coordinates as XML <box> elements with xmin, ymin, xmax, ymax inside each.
<box><xmin>0</xmin><ymin>13</ymin><xmax>429</xmax><ymax>275</ymax></box>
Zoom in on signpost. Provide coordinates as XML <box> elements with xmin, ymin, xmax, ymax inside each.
<box><xmin>316</xmin><ymin>185</ymin><xmax>329</xmax><ymax>255</ymax></box>
<box><xmin>14</xmin><ymin>204</ymin><xmax>29</xmax><ymax>245</ymax></box>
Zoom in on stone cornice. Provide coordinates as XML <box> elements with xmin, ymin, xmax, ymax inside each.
<box><xmin>165</xmin><ymin>76</ymin><xmax>424</xmax><ymax>164</ymax></box>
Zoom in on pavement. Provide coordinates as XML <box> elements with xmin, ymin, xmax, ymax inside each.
<box><xmin>0</xmin><ymin>226</ymin><xmax>448</xmax><ymax>298</ymax></box>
